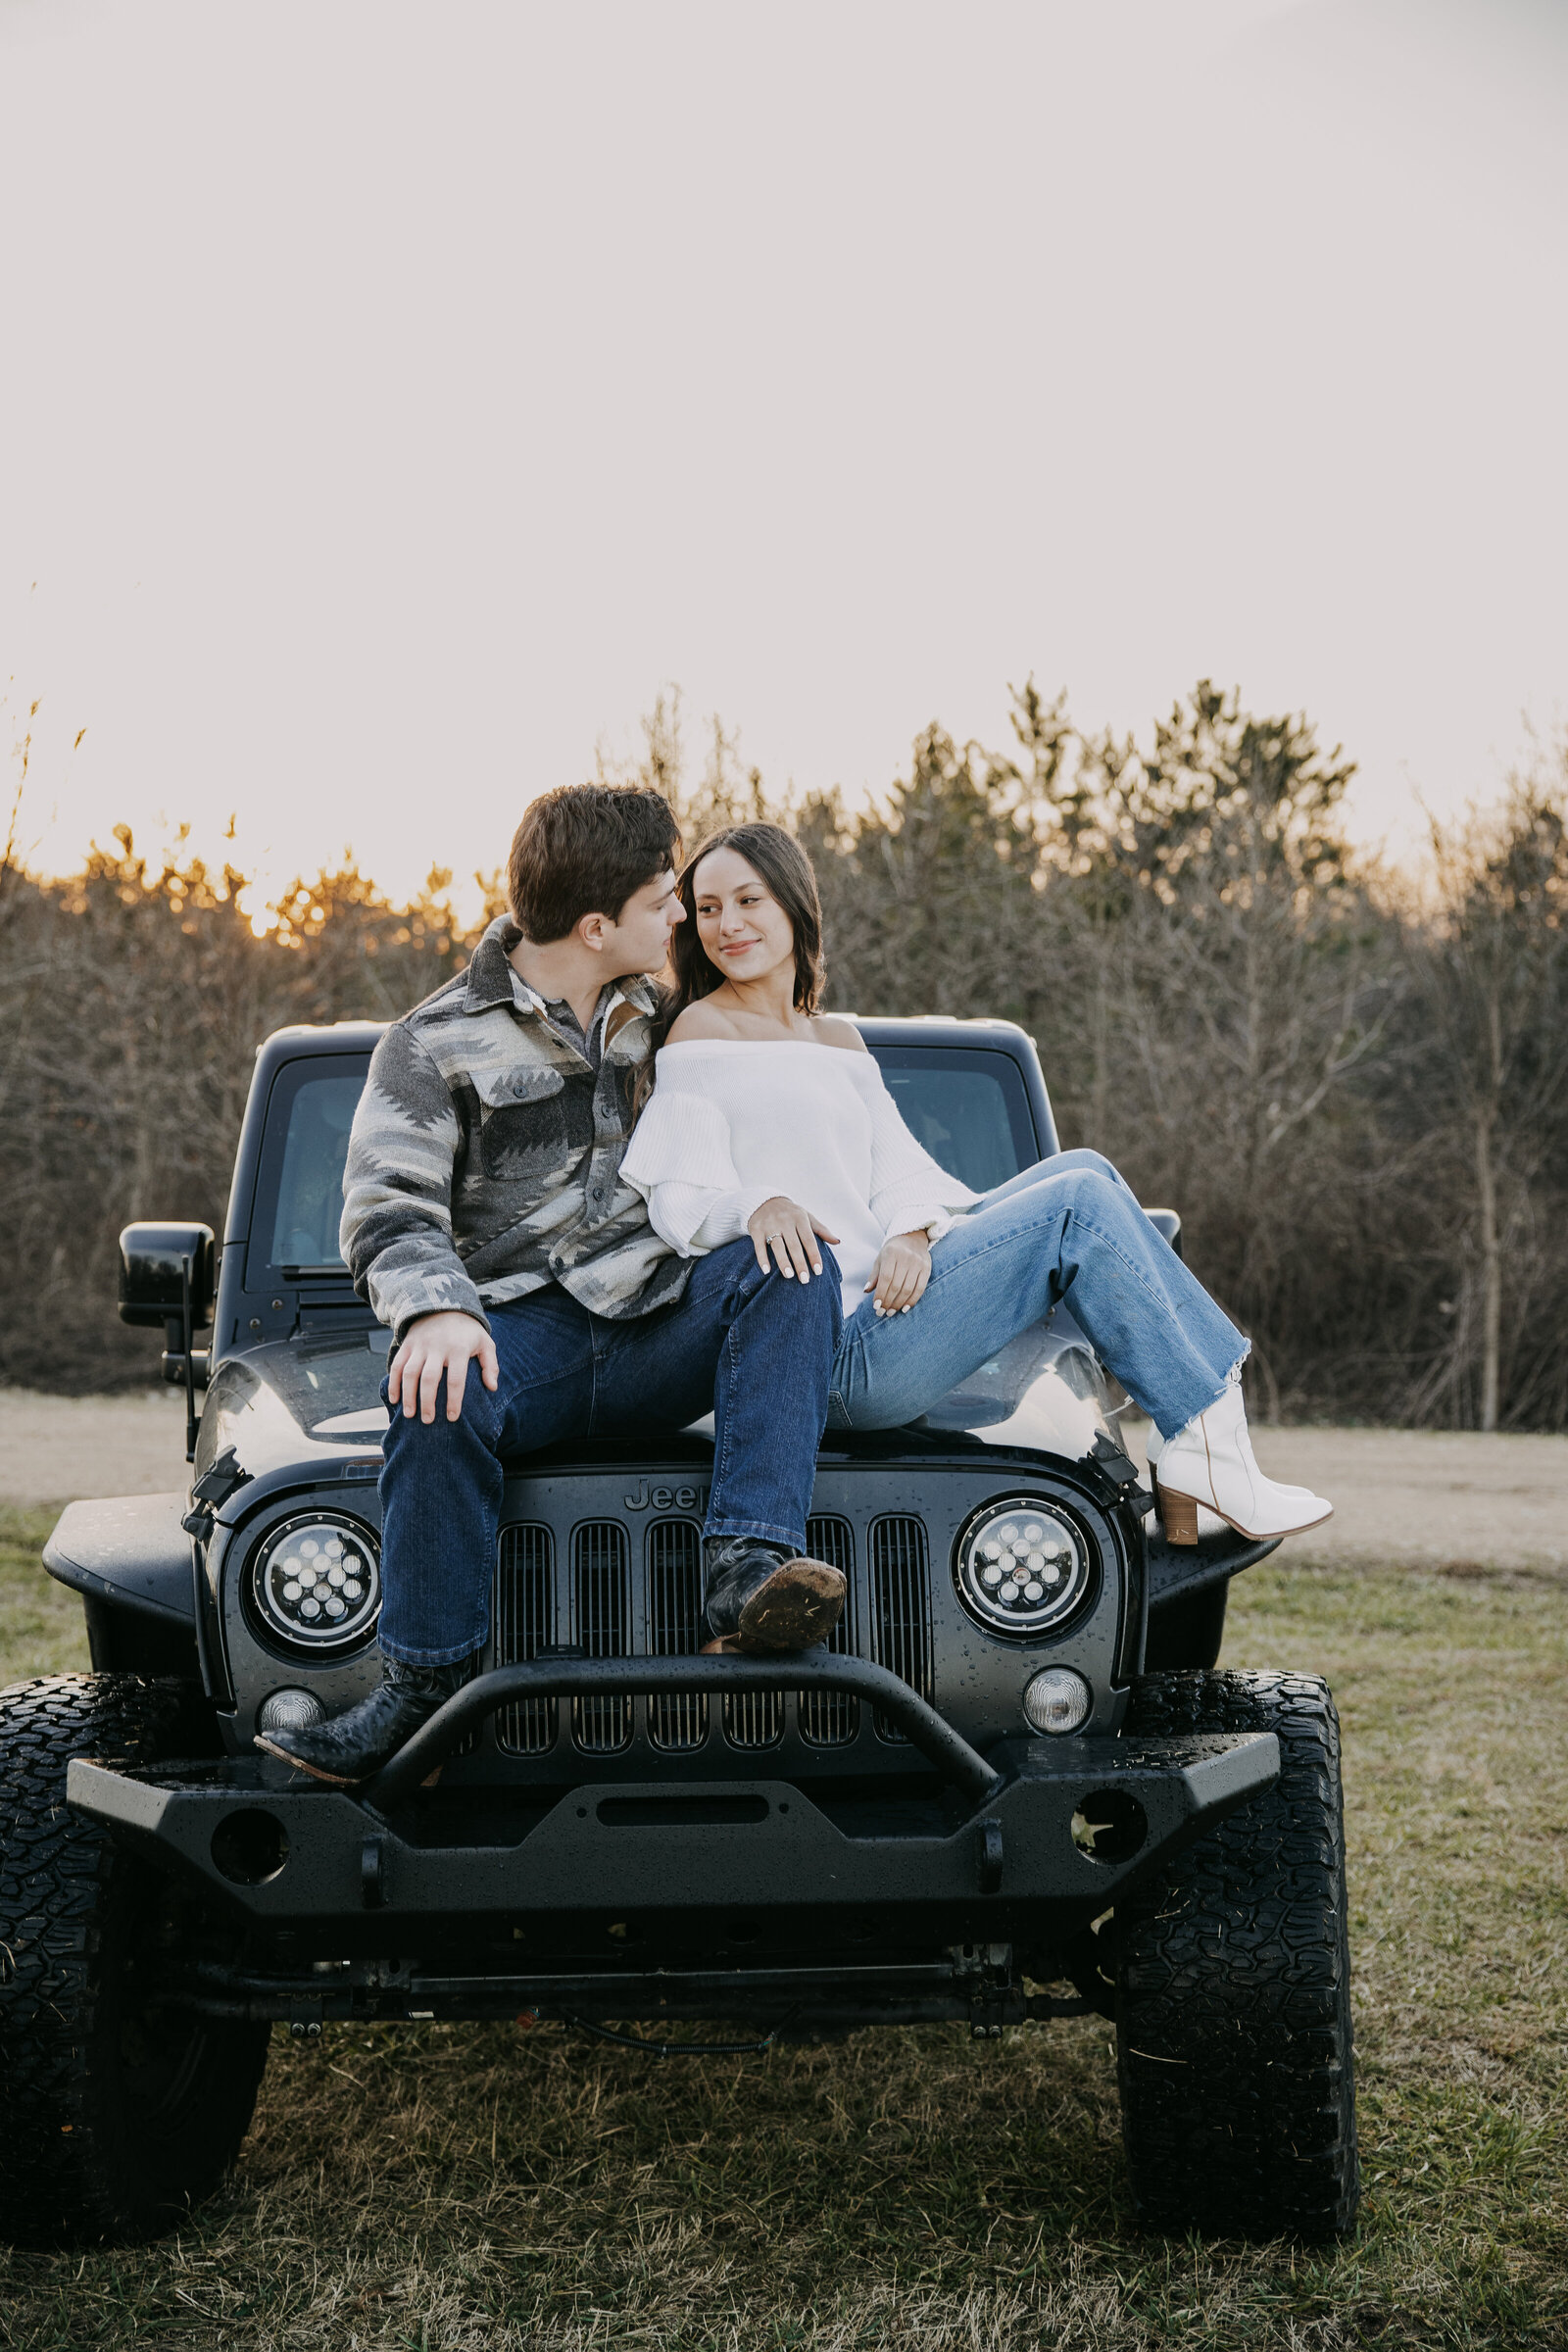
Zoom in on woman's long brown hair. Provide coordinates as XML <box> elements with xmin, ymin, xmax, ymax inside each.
<box><xmin>634</xmin><ymin>822</ymin><xmax>827</xmax><ymax>1110</ymax></box>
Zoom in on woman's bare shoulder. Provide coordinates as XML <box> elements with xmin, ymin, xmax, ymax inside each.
<box><xmin>665</xmin><ymin>998</ymin><xmax>744</xmax><ymax>1044</ymax></box>
<box><xmin>809</xmin><ymin>1014</ymin><xmax>868</xmax><ymax>1054</ymax></box>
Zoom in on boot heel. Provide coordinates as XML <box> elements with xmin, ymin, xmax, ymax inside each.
<box><xmin>1156</xmin><ymin>1482</ymin><xmax>1199</xmax><ymax>1546</ymax></box>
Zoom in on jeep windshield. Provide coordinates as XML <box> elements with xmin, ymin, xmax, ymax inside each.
<box><xmin>255</xmin><ymin>1041</ymin><xmax>1042</xmax><ymax>1283</ymax></box>
<box><xmin>258</xmin><ymin>1064</ymin><xmax>365</xmax><ymax>1278</ymax></box>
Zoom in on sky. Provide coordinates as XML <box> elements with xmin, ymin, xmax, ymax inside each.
<box><xmin>3</xmin><ymin>0</ymin><xmax>1565</xmax><ymax>920</ymax></box>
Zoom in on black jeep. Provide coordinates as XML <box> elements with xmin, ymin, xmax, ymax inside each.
<box><xmin>0</xmin><ymin>1016</ymin><xmax>1356</xmax><ymax>2247</ymax></box>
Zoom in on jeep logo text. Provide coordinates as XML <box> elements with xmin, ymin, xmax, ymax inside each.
<box><xmin>622</xmin><ymin>1481</ymin><xmax>709</xmax><ymax>1513</ymax></box>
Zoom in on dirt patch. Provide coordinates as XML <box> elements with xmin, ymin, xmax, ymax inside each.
<box><xmin>1122</xmin><ymin>1417</ymin><xmax>1568</xmax><ymax>1574</ymax></box>
<box><xmin>1250</xmin><ymin>1424</ymin><xmax>1568</xmax><ymax>1572</ymax></box>
<box><xmin>0</xmin><ymin>1387</ymin><xmax>191</xmax><ymax>1506</ymax></box>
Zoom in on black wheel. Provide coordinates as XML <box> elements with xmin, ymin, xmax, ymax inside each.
<box><xmin>0</xmin><ymin>1675</ymin><xmax>271</xmax><ymax>2247</ymax></box>
<box><xmin>1114</xmin><ymin>1669</ymin><xmax>1358</xmax><ymax>2241</ymax></box>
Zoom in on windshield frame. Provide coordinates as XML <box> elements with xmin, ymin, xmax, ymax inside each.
<box><xmin>867</xmin><ymin>1043</ymin><xmax>1043</xmax><ymax>1189</ymax></box>
<box><xmin>244</xmin><ymin>1053</ymin><xmax>368</xmax><ymax>1293</ymax></box>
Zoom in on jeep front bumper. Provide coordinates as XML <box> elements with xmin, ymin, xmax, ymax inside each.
<box><xmin>67</xmin><ymin>1656</ymin><xmax>1276</xmax><ymax>1950</ymax></box>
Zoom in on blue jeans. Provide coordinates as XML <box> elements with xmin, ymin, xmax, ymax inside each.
<box><xmin>826</xmin><ymin>1151</ymin><xmax>1247</xmax><ymax>1443</ymax></box>
<box><xmin>377</xmin><ymin>1237</ymin><xmax>842</xmax><ymax>1664</ymax></box>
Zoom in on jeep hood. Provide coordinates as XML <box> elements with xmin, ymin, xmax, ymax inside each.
<box><xmin>191</xmin><ymin>1307</ymin><xmax>1126</xmax><ymax>1509</ymax></box>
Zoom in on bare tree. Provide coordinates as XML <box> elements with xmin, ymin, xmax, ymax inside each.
<box><xmin>1401</xmin><ymin>770</ymin><xmax>1568</xmax><ymax>1428</ymax></box>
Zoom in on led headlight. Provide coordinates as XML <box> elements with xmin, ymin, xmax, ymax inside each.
<box><xmin>247</xmin><ymin>1512</ymin><xmax>380</xmax><ymax>1657</ymax></box>
<box><xmin>955</xmin><ymin>1495</ymin><xmax>1091</xmax><ymax>1637</ymax></box>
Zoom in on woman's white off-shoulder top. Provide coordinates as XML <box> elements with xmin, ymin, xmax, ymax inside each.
<box><xmin>619</xmin><ymin>1040</ymin><xmax>978</xmax><ymax>1316</ymax></box>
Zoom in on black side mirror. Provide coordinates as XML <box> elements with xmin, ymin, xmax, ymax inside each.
<box><xmin>119</xmin><ymin>1222</ymin><xmax>217</xmax><ymax>1463</ymax></box>
<box><xmin>118</xmin><ymin>1223</ymin><xmax>217</xmax><ymax>1330</ymax></box>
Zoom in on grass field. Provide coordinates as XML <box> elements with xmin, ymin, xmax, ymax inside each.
<box><xmin>1</xmin><ymin>1499</ymin><xmax>1564</xmax><ymax>2350</ymax></box>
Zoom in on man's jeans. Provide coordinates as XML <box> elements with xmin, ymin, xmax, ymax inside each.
<box><xmin>377</xmin><ymin>1237</ymin><xmax>842</xmax><ymax>1665</ymax></box>
<box><xmin>827</xmin><ymin>1151</ymin><xmax>1247</xmax><ymax>1443</ymax></box>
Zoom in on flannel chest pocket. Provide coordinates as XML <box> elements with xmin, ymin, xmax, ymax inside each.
<box><xmin>471</xmin><ymin>1064</ymin><xmax>594</xmax><ymax>1181</ymax></box>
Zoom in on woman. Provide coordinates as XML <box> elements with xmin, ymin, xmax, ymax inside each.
<box><xmin>621</xmin><ymin>822</ymin><xmax>1331</xmax><ymax>1565</ymax></box>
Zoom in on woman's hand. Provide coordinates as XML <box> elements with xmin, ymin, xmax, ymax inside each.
<box><xmin>389</xmin><ymin>1310</ymin><xmax>500</xmax><ymax>1423</ymax></box>
<box><xmin>747</xmin><ymin>1196</ymin><xmax>840</xmax><ymax>1282</ymax></box>
<box><xmin>867</xmin><ymin>1229</ymin><xmax>932</xmax><ymax>1315</ymax></box>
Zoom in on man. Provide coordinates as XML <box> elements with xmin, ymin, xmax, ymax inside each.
<box><xmin>257</xmin><ymin>784</ymin><xmax>844</xmax><ymax>1786</ymax></box>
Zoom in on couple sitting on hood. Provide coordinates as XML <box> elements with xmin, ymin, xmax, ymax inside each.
<box><xmin>259</xmin><ymin>783</ymin><xmax>1330</xmax><ymax>1785</ymax></box>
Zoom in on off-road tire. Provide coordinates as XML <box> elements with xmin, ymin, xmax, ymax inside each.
<box><xmin>0</xmin><ymin>1675</ymin><xmax>271</xmax><ymax>2247</ymax></box>
<box><xmin>1115</xmin><ymin>1669</ymin><xmax>1358</xmax><ymax>2241</ymax></box>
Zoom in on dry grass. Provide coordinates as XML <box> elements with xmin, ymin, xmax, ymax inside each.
<box><xmin>1</xmin><ymin>1503</ymin><xmax>1565</xmax><ymax>2349</ymax></box>
<box><xmin>0</xmin><ymin>1505</ymin><xmax>91</xmax><ymax>1681</ymax></box>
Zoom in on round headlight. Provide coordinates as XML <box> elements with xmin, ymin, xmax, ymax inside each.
<box><xmin>955</xmin><ymin>1495</ymin><xmax>1091</xmax><ymax>1637</ymax></box>
<box><xmin>247</xmin><ymin>1512</ymin><xmax>381</xmax><ymax>1657</ymax></box>
<box><xmin>257</xmin><ymin>1687</ymin><xmax>328</xmax><ymax>1733</ymax></box>
<box><xmin>1023</xmin><ymin>1665</ymin><xmax>1093</xmax><ymax>1735</ymax></box>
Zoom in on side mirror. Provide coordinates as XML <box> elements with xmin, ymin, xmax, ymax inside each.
<box><xmin>118</xmin><ymin>1223</ymin><xmax>217</xmax><ymax>1330</ymax></box>
<box><xmin>119</xmin><ymin>1223</ymin><xmax>217</xmax><ymax>1464</ymax></box>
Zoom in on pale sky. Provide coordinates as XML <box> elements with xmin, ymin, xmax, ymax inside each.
<box><xmin>4</xmin><ymin>0</ymin><xmax>1565</xmax><ymax>919</ymax></box>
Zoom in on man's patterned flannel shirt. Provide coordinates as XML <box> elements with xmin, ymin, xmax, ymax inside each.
<box><xmin>339</xmin><ymin>914</ymin><xmax>690</xmax><ymax>1341</ymax></box>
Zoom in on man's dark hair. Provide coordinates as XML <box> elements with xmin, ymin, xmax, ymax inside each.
<box><xmin>507</xmin><ymin>784</ymin><xmax>682</xmax><ymax>944</ymax></box>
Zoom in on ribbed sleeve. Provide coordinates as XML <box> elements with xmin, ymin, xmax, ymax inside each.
<box><xmin>864</xmin><ymin>1065</ymin><xmax>978</xmax><ymax>1238</ymax></box>
<box><xmin>620</xmin><ymin>1091</ymin><xmax>781</xmax><ymax>1255</ymax></box>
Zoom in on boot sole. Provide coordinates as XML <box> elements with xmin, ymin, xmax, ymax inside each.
<box><xmin>252</xmin><ymin>1733</ymin><xmax>365</xmax><ymax>1787</ymax></box>
<box><xmin>1154</xmin><ymin>1479</ymin><xmax>1334</xmax><ymax>1546</ymax></box>
<box><xmin>253</xmin><ymin>1734</ymin><xmax>445</xmax><ymax>1790</ymax></box>
<box><xmin>733</xmin><ymin>1559</ymin><xmax>846</xmax><ymax>1653</ymax></box>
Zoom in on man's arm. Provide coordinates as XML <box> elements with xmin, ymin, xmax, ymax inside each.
<box><xmin>341</xmin><ymin>1024</ymin><xmax>499</xmax><ymax>1422</ymax></box>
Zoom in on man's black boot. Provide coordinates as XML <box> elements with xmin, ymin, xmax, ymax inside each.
<box><xmin>254</xmin><ymin>1651</ymin><xmax>473</xmax><ymax>1787</ymax></box>
<box><xmin>701</xmin><ymin>1536</ymin><xmax>846</xmax><ymax>1654</ymax></box>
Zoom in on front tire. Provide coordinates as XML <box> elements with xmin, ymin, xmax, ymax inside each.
<box><xmin>0</xmin><ymin>1675</ymin><xmax>271</xmax><ymax>2247</ymax></box>
<box><xmin>1115</xmin><ymin>1669</ymin><xmax>1358</xmax><ymax>2241</ymax></box>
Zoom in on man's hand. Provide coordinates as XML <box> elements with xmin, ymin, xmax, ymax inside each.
<box><xmin>746</xmin><ymin>1196</ymin><xmax>840</xmax><ymax>1283</ymax></box>
<box><xmin>389</xmin><ymin>1311</ymin><xmax>500</xmax><ymax>1424</ymax></box>
<box><xmin>867</xmin><ymin>1230</ymin><xmax>932</xmax><ymax>1315</ymax></box>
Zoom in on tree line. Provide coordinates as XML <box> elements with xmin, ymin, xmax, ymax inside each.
<box><xmin>4</xmin><ymin>681</ymin><xmax>1566</xmax><ymax>1427</ymax></box>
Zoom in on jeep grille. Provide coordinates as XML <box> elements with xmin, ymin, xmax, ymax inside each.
<box><xmin>490</xmin><ymin>1508</ymin><xmax>932</xmax><ymax>1757</ymax></box>
<box><xmin>495</xmin><ymin>1523</ymin><xmax>557</xmax><ymax>1756</ymax></box>
<box><xmin>798</xmin><ymin>1515</ymin><xmax>857</xmax><ymax>1747</ymax></box>
<box><xmin>868</xmin><ymin>1515</ymin><xmax>934</xmax><ymax>1740</ymax></box>
<box><xmin>570</xmin><ymin>1521</ymin><xmax>632</xmax><ymax>1754</ymax></box>
<box><xmin>645</xmin><ymin>1519</ymin><xmax>707</xmax><ymax>1752</ymax></box>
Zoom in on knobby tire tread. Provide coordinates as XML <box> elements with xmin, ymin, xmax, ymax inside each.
<box><xmin>1115</xmin><ymin>1668</ymin><xmax>1358</xmax><ymax>2242</ymax></box>
<box><xmin>0</xmin><ymin>1673</ymin><xmax>270</xmax><ymax>2247</ymax></box>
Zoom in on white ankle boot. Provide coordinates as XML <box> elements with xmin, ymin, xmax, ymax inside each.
<box><xmin>1153</xmin><ymin>1381</ymin><xmax>1332</xmax><ymax>1545</ymax></box>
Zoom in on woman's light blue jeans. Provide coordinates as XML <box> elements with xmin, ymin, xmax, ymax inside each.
<box><xmin>825</xmin><ymin>1151</ymin><xmax>1247</xmax><ymax>1442</ymax></box>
